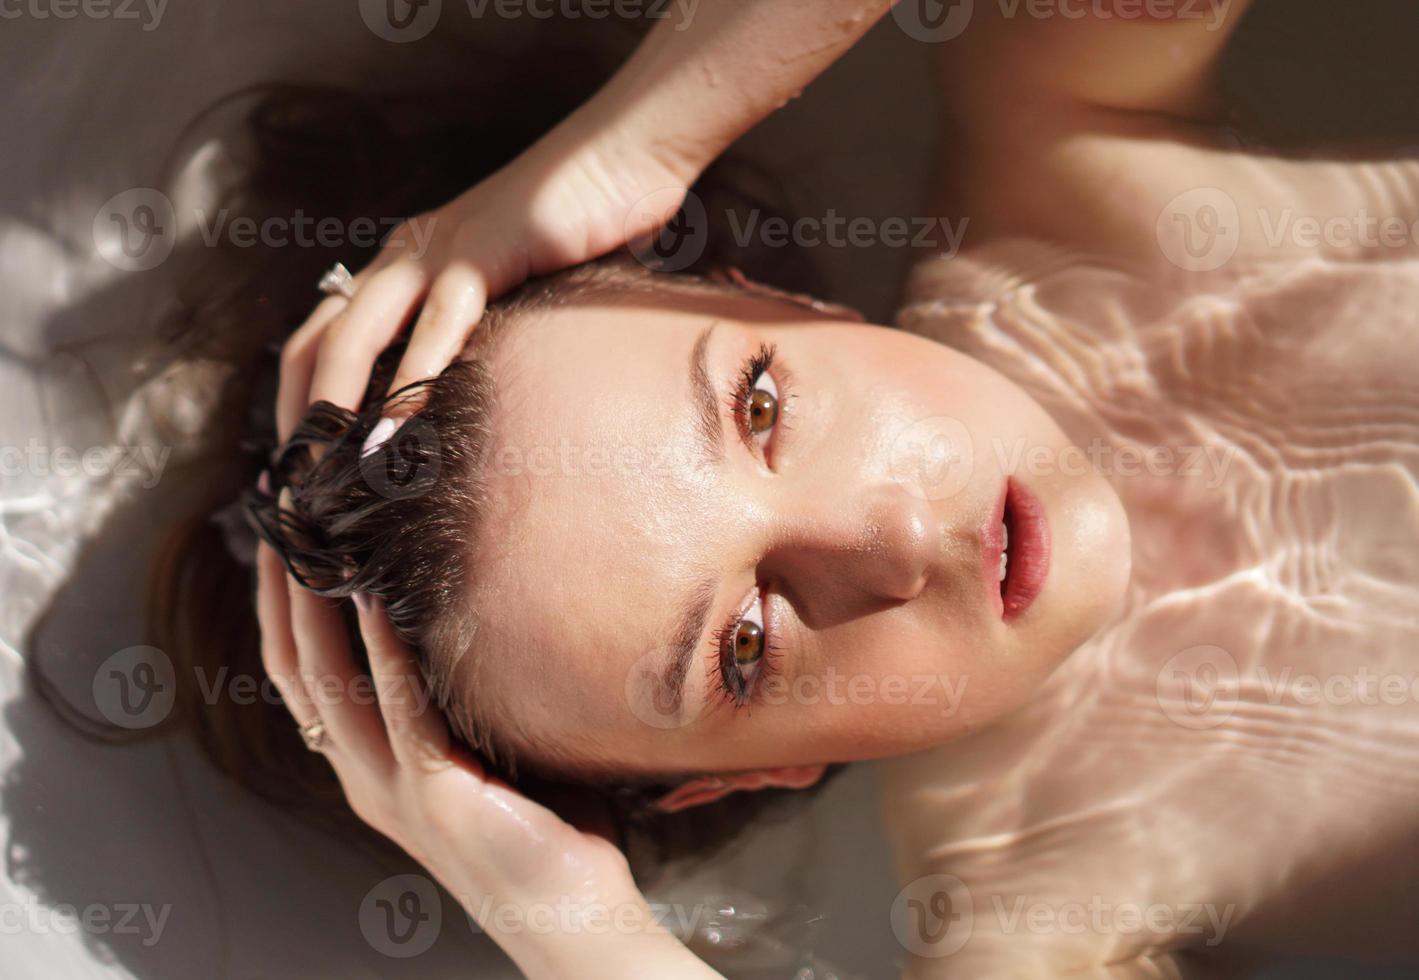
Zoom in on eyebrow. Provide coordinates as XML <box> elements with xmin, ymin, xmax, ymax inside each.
<box><xmin>689</xmin><ymin>322</ymin><xmax>723</xmax><ymax>464</ymax></box>
<box><xmin>656</xmin><ymin>323</ymin><xmax>724</xmax><ymax>717</ymax></box>
<box><xmin>659</xmin><ymin>574</ymin><xmax>718</xmax><ymax>719</ymax></box>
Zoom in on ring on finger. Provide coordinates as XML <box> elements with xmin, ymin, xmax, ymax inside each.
<box><xmin>300</xmin><ymin>717</ymin><xmax>331</xmax><ymax>752</ymax></box>
<box><xmin>317</xmin><ymin>262</ymin><xmax>356</xmax><ymax>300</ymax></box>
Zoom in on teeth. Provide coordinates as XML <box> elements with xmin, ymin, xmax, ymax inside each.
<box><xmin>998</xmin><ymin>521</ymin><xmax>1009</xmax><ymax>583</ymax></box>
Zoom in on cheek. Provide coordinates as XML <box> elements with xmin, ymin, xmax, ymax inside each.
<box><xmin>1031</xmin><ymin>464</ymin><xmax>1133</xmax><ymax>654</ymax></box>
<box><xmin>841</xmin><ymin>336</ymin><xmax>1036</xmax><ymax>467</ymax></box>
<box><xmin>786</xmin><ymin>596</ymin><xmax>1072</xmax><ymax>750</ymax></box>
<box><xmin>786</xmin><ymin>613</ymin><xmax>984</xmax><ymax>735</ymax></box>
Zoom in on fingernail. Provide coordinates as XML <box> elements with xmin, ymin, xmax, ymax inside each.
<box><xmin>353</xmin><ymin>592</ymin><xmax>372</xmax><ymax>614</ymax></box>
<box><xmin>256</xmin><ymin>469</ymin><xmax>271</xmax><ymax>495</ymax></box>
<box><xmin>361</xmin><ymin>417</ymin><xmax>397</xmax><ymax>458</ymax></box>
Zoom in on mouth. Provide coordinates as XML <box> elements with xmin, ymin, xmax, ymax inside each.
<box><xmin>982</xmin><ymin>477</ymin><xmax>1051</xmax><ymax>621</ymax></box>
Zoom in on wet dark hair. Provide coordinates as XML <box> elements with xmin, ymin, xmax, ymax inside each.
<box><xmin>149</xmin><ymin>59</ymin><xmax>839</xmax><ymax>877</ymax></box>
<box><xmin>245</xmin><ymin>259</ymin><xmax>757</xmax><ymax>775</ymax></box>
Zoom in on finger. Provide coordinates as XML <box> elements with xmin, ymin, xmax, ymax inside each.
<box><xmin>307</xmin><ymin>262</ymin><xmax>429</xmax><ymax>415</ymax></box>
<box><xmin>255</xmin><ymin>543</ymin><xmax>317</xmax><ymax>727</ymax></box>
<box><xmin>386</xmin><ymin>266</ymin><xmax>488</xmax><ymax>402</ymax></box>
<box><xmin>354</xmin><ymin>593</ymin><xmax>452</xmax><ymax>772</ymax></box>
<box><xmin>287</xmin><ymin>576</ymin><xmax>392</xmax><ymax>769</ymax></box>
<box><xmin>276</xmin><ymin>294</ymin><xmax>348</xmax><ymax>443</ymax></box>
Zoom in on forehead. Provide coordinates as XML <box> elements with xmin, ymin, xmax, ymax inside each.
<box><xmin>465</xmin><ymin>298</ymin><xmax>728</xmax><ymax>746</ymax></box>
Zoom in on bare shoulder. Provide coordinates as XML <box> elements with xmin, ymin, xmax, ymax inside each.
<box><xmin>931</xmin><ymin>1</ymin><xmax>1419</xmax><ymax>269</ymax></box>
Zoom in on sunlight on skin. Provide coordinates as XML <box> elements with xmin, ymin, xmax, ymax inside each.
<box><xmin>459</xmin><ymin>288</ymin><xmax>1131</xmax><ymax>779</ymax></box>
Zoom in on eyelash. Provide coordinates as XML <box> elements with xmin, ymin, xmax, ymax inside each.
<box><xmin>708</xmin><ymin>592</ymin><xmax>782</xmax><ymax>709</ymax></box>
<box><xmin>711</xmin><ymin>343</ymin><xmax>789</xmax><ymax>709</ymax></box>
<box><xmin>727</xmin><ymin>342</ymin><xmax>790</xmax><ymax>454</ymax></box>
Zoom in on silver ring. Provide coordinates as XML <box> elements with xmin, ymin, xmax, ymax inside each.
<box><xmin>300</xmin><ymin>717</ymin><xmax>330</xmax><ymax>752</ymax></box>
<box><xmin>318</xmin><ymin>262</ymin><xmax>355</xmax><ymax>300</ymax></box>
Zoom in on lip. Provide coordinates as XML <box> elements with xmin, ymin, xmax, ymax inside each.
<box><xmin>980</xmin><ymin>477</ymin><xmax>1051</xmax><ymax>621</ymax></box>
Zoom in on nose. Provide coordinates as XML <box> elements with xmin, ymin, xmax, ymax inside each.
<box><xmin>760</xmin><ymin>480</ymin><xmax>941</xmax><ymax>625</ymax></box>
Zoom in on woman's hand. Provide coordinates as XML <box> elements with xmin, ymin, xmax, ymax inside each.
<box><xmin>254</xmin><ymin>543</ymin><xmax>722</xmax><ymax>978</ymax></box>
<box><xmin>274</xmin><ymin>122</ymin><xmax>694</xmax><ymax>441</ymax></box>
<box><xmin>276</xmin><ymin>0</ymin><xmax>898</xmax><ymax>443</ymax></box>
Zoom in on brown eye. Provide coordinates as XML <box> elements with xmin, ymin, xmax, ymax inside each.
<box><xmin>748</xmin><ymin>387</ymin><xmax>778</xmax><ymax>434</ymax></box>
<box><xmin>718</xmin><ymin>593</ymin><xmax>770</xmax><ymax>706</ymax></box>
<box><xmin>733</xmin><ymin>618</ymin><xmax>764</xmax><ymax>665</ymax></box>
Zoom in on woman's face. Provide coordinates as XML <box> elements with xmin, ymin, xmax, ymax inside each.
<box><xmin>463</xmin><ymin>287</ymin><xmax>1130</xmax><ymax>778</ymax></box>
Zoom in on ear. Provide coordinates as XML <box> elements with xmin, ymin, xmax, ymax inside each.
<box><xmin>651</xmin><ymin>764</ymin><xmax>829</xmax><ymax>814</ymax></box>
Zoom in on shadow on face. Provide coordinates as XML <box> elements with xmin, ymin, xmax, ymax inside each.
<box><xmin>455</xmin><ymin>283</ymin><xmax>1132</xmax><ymax>780</ymax></box>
